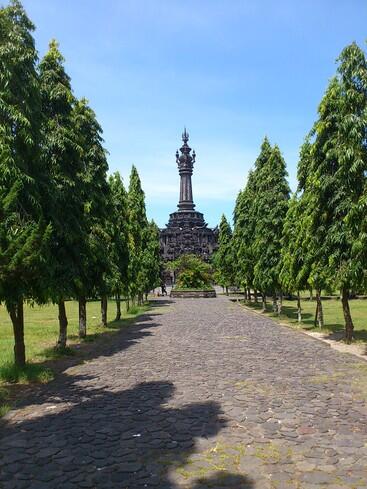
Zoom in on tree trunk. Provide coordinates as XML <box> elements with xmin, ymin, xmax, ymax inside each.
<box><xmin>243</xmin><ymin>288</ymin><xmax>247</xmax><ymax>301</ymax></box>
<box><xmin>57</xmin><ymin>299</ymin><xmax>68</xmax><ymax>349</ymax></box>
<box><xmin>101</xmin><ymin>295</ymin><xmax>108</xmax><ymax>327</ymax></box>
<box><xmin>341</xmin><ymin>288</ymin><xmax>354</xmax><ymax>344</ymax></box>
<box><xmin>272</xmin><ymin>294</ymin><xmax>277</xmax><ymax>313</ymax></box>
<box><xmin>8</xmin><ymin>299</ymin><xmax>26</xmax><ymax>367</ymax></box>
<box><xmin>247</xmin><ymin>288</ymin><xmax>251</xmax><ymax>302</ymax></box>
<box><xmin>79</xmin><ymin>296</ymin><xmax>87</xmax><ymax>338</ymax></box>
<box><xmin>297</xmin><ymin>291</ymin><xmax>302</xmax><ymax>323</ymax></box>
<box><xmin>314</xmin><ymin>300</ymin><xmax>319</xmax><ymax>327</ymax></box>
<box><xmin>115</xmin><ymin>294</ymin><xmax>121</xmax><ymax>321</ymax></box>
<box><xmin>261</xmin><ymin>293</ymin><xmax>267</xmax><ymax>312</ymax></box>
<box><xmin>145</xmin><ymin>293</ymin><xmax>148</xmax><ymax>302</ymax></box>
<box><xmin>277</xmin><ymin>292</ymin><xmax>283</xmax><ymax>315</ymax></box>
<box><xmin>309</xmin><ymin>288</ymin><xmax>313</xmax><ymax>301</ymax></box>
<box><xmin>126</xmin><ymin>297</ymin><xmax>130</xmax><ymax>312</ymax></box>
<box><xmin>254</xmin><ymin>289</ymin><xmax>258</xmax><ymax>303</ymax></box>
<box><xmin>225</xmin><ymin>286</ymin><xmax>228</xmax><ymax>296</ymax></box>
<box><xmin>315</xmin><ymin>289</ymin><xmax>324</xmax><ymax>328</ymax></box>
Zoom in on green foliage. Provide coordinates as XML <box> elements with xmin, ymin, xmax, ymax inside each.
<box><xmin>233</xmin><ymin>138</ymin><xmax>290</xmax><ymax>296</ymax></box>
<box><xmin>280</xmin><ymin>195</ymin><xmax>306</xmax><ymax>293</ymax></box>
<box><xmin>0</xmin><ymin>0</ymin><xmax>52</xmax><ymax>366</ymax></box>
<box><xmin>233</xmin><ymin>138</ymin><xmax>274</xmax><ymax>292</ymax></box>
<box><xmin>232</xmin><ymin>176</ymin><xmax>255</xmax><ymax>289</ymax></box>
<box><xmin>39</xmin><ymin>39</ymin><xmax>86</xmax><ymax>301</ymax></box>
<box><xmin>0</xmin><ymin>1</ymin><xmax>160</xmax><ymax>364</ymax></box>
<box><xmin>127</xmin><ymin>166</ymin><xmax>149</xmax><ymax>302</ymax></box>
<box><xmin>252</xmin><ymin>146</ymin><xmax>290</xmax><ymax>294</ymax></box>
<box><xmin>107</xmin><ymin>172</ymin><xmax>129</xmax><ymax>299</ymax></box>
<box><xmin>171</xmin><ymin>254</ymin><xmax>212</xmax><ymax>289</ymax></box>
<box><xmin>139</xmin><ymin>220</ymin><xmax>162</xmax><ymax>294</ymax></box>
<box><xmin>0</xmin><ymin>0</ymin><xmax>50</xmax><ymax>304</ymax></box>
<box><xmin>213</xmin><ymin>214</ymin><xmax>235</xmax><ymax>289</ymax></box>
<box><xmin>294</xmin><ymin>43</ymin><xmax>367</xmax><ymax>340</ymax></box>
<box><xmin>72</xmin><ymin>97</ymin><xmax>110</xmax><ymax>301</ymax></box>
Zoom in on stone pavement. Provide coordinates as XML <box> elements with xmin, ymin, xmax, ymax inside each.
<box><xmin>1</xmin><ymin>297</ymin><xmax>367</xmax><ymax>489</ymax></box>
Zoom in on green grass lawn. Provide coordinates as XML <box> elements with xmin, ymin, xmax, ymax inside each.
<box><xmin>0</xmin><ymin>299</ymin><xmax>148</xmax><ymax>367</ymax></box>
<box><xmin>245</xmin><ymin>297</ymin><xmax>367</xmax><ymax>342</ymax></box>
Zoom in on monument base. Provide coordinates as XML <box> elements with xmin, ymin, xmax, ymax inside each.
<box><xmin>170</xmin><ymin>289</ymin><xmax>216</xmax><ymax>298</ymax></box>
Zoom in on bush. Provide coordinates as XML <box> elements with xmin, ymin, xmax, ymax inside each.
<box><xmin>170</xmin><ymin>254</ymin><xmax>213</xmax><ymax>289</ymax></box>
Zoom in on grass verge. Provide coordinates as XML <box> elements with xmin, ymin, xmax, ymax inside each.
<box><xmin>242</xmin><ymin>296</ymin><xmax>367</xmax><ymax>343</ymax></box>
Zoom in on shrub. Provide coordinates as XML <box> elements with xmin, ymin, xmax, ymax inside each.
<box><xmin>170</xmin><ymin>254</ymin><xmax>213</xmax><ymax>289</ymax></box>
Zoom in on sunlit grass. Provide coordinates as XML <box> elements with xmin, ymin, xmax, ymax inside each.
<box><xmin>244</xmin><ymin>296</ymin><xmax>367</xmax><ymax>342</ymax></box>
<box><xmin>0</xmin><ymin>363</ymin><xmax>54</xmax><ymax>384</ymax></box>
<box><xmin>0</xmin><ymin>299</ymin><xmax>149</xmax><ymax>366</ymax></box>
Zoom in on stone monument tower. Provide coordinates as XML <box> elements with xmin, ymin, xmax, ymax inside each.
<box><xmin>160</xmin><ymin>130</ymin><xmax>218</xmax><ymax>261</ymax></box>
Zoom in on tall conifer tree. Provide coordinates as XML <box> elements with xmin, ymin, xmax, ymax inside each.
<box><xmin>108</xmin><ymin>172</ymin><xmax>129</xmax><ymax>320</ymax></box>
<box><xmin>252</xmin><ymin>146</ymin><xmax>290</xmax><ymax>313</ymax></box>
<box><xmin>233</xmin><ymin>137</ymin><xmax>272</xmax><ymax>304</ymax></box>
<box><xmin>305</xmin><ymin>44</ymin><xmax>367</xmax><ymax>341</ymax></box>
<box><xmin>72</xmin><ymin>98</ymin><xmax>110</xmax><ymax>336</ymax></box>
<box><xmin>139</xmin><ymin>221</ymin><xmax>161</xmax><ymax>300</ymax></box>
<box><xmin>280</xmin><ymin>195</ymin><xmax>306</xmax><ymax>322</ymax></box>
<box><xmin>233</xmin><ymin>173</ymin><xmax>255</xmax><ymax>299</ymax></box>
<box><xmin>0</xmin><ymin>0</ymin><xmax>50</xmax><ymax>366</ymax></box>
<box><xmin>127</xmin><ymin>166</ymin><xmax>148</xmax><ymax>305</ymax></box>
<box><xmin>296</xmin><ymin>138</ymin><xmax>327</xmax><ymax>327</ymax></box>
<box><xmin>213</xmin><ymin>215</ymin><xmax>234</xmax><ymax>295</ymax></box>
<box><xmin>39</xmin><ymin>40</ymin><xmax>85</xmax><ymax>348</ymax></box>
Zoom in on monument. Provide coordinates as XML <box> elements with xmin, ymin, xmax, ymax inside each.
<box><xmin>160</xmin><ymin>129</ymin><xmax>218</xmax><ymax>262</ymax></box>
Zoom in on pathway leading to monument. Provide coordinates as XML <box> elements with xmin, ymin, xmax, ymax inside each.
<box><xmin>1</xmin><ymin>297</ymin><xmax>367</xmax><ymax>488</ymax></box>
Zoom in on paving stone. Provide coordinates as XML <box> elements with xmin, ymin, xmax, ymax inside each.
<box><xmin>0</xmin><ymin>296</ymin><xmax>366</xmax><ymax>488</ymax></box>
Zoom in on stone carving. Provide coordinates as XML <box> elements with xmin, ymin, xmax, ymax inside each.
<box><xmin>160</xmin><ymin>130</ymin><xmax>218</xmax><ymax>262</ymax></box>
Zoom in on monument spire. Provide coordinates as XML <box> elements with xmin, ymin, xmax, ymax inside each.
<box><xmin>160</xmin><ymin>129</ymin><xmax>218</xmax><ymax>261</ymax></box>
<box><xmin>176</xmin><ymin>128</ymin><xmax>196</xmax><ymax>211</ymax></box>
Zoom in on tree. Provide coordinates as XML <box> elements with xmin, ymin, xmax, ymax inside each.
<box><xmin>139</xmin><ymin>221</ymin><xmax>161</xmax><ymax>300</ymax></box>
<box><xmin>72</xmin><ymin>98</ymin><xmax>110</xmax><ymax>336</ymax></box>
<box><xmin>280</xmin><ymin>195</ymin><xmax>306</xmax><ymax>322</ymax></box>
<box><xmin>233</xmin><ymin>137</ymin><xmax>273</xmax><ymax>306</ymax></box>
<box><xmin>233</xmin><ymin>174</ymin><xmax>255</xmax><ymax>300</ymax></box>
<box><xmin>0</xmin><ymin>0</ymin><xmax>50</xmax><ymax>366</ymax></box>
<box><xmin>127</xmin><ymin>166</ymin><xmax>148</xmax><ymax>306</ymax></box>
<box><xmin>296</xmin><ymin>138</ymin><xmax>327</xmax><ymax>328</ymax></box>
<box><xmin>107</xmin><ymin>172</ymin><xmax>129</xmax><ymax>321</ymax></box>
<box><xmin>213</xmin><ymin>215</ymin><xmax>235</xmax><ymax>295</ymax></box>
<box><xmin>305</xmin><ymin>44</ymin><xmax>367</xmax><ymax>342</ymax></box>
<box><xmin>252</xmin><ymin>145</ymin><xmax>290</xmax><ymax>314</ymax></box>
<box><xmin>39</xmin><ymin>40</ymin><xmax>86</xmax><ymax>349</ymax></box>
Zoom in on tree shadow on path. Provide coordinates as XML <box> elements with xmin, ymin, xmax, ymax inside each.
<box><xmin>4</xmin><ymin>312</ymin><xmax>162</xmax><ymax>412</ymax></box>
<box><xmin>0</xmin><ymin>380</ymin><xmax>254</xmax><ymax>488</ymax></box>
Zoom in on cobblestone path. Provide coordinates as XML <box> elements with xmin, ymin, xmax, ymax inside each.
<box><xmin>1</xmin><ymin>297</ymin><xmax>367</xmax><ymax>489</ymax></box>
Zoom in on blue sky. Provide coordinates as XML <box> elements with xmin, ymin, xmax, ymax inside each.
<box><xmin>21</xmin><ymin>0</ymin><xmax>367</xmax><ymax>227</ymax></box>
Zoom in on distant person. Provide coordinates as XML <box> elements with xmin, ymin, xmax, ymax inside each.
<box><xmin>161</xmin><ymin>282</ymin><xmax>167</xmax><ymax>296</ymax></box>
